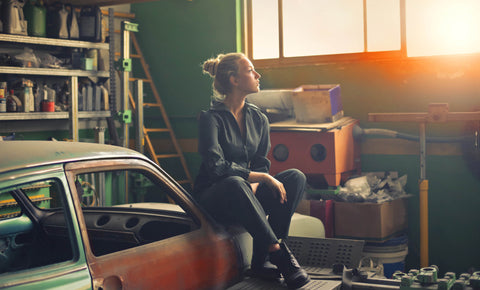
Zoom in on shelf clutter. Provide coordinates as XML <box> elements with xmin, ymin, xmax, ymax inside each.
<box><xmin>0</xmin><ymin>1</ymin><xmax>112</xmax><ymax>123</ymax></box>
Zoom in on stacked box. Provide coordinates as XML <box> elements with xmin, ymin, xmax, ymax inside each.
<box><xmin>292</xmin><ymin>84</ymin><xmax>343</xmax><ymax>123</ymax></box>
<box><xmin>334</xmin><ymin>197</ymin><xmax>408</xmax><ymax>242</ymax></box>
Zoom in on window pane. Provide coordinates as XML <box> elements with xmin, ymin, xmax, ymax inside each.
<box><xmin>283</xmin><ymin>0</ymin><xmax>364</xmax><ymax>57</ymax></box>
<box><xmin>407</xmin><ymin>0</ymin><xmax>480</xmax><ymax>57</ymax></box>
<box><xmin>367</xmin><ymin>0</ymin><xmax>401</xmax><ymax>52</ymax></box>
<box><xmin>252</xmin><ymin>0</ymin><xmax>279</xmax><ymax>59</ymax></box>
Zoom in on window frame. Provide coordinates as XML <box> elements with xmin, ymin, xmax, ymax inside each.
<box><xmin>242</xmin><ymin>0</ymin><xmax>408</xmax><ymax>68</ymax></box>
<box><xmin>64</xmin><ymin>158</ymin><xmax>205</xmax><ymax>256</ymax></box>
<box><xmin>0</xmin><ymin>170</ymin><xmax>89</xmax><ymax>288</ymax></box>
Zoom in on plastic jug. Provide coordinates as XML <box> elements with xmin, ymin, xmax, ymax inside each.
<box><xmin>2</xmin><ymin>0</ymin><xmax>28</xmax><ymax>35</ymax></box>
<box><xmin>58</xmin><ymin>5</ymin><xmax>68</xmax><ymax>39</ymax></box>
<box><xmin>24</xmin><ymin>0</ymin><xmax>46</xmax><ymax>37</ymax></box>
<box><xmin>68</xmin><ymin>5</ymin><xmax>79</xmax><ymax>39</ymax></box>
<box><xmin>79</xmin><ymin>6</ymin><xmax>102</xmax><ymax>42</ymax></box>
<box><xmin>46</xmin><ymin>3</ymin><xmax>68</xmax><ymax>39</ymax></box>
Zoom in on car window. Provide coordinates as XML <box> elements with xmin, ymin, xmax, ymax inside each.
<box><xmin>75</xmin><ymin>169</ymin><xmax>200</xmax><ymax>257</ymax></box>
<box><xmin>0</xmin><ymin>179</ymin><xmax>74</xmax><ymax>274</ymax></box>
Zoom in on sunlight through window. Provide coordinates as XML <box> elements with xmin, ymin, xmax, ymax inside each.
<box><xmin>407</xmin><ymin>0</ymin><xmax>480</xmax><ymax>57</ymax></box>
<box><xmin>252</xmin><ymin>0</ymin><xmax>279</xmax><ymax>59</ymax></box>
<box><xmin>249</xmin><ymin>0</ymin><xmax>480</xmax><ymax>62</ymax></box>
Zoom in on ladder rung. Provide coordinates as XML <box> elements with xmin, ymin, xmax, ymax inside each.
<box><xmin>114</xmin><ymin>52</ymin><xmax>141</xmax><ymax>58</ymax></box>
<box><xmin>145</xmin><ymin>128</ymin><xmax>170</xmax><ymax>133</ymax></box>
<box><xmin>144</xmin><ymin>103</ymin><xmax>161</xmax><ymax>108</ymax></box>
<box><xmin>156</xmin><ymin>153</ymin><xmax>180</xmax><ymax>159</ymax></box>
<box><xmin>129</xmin><ymin>77</ymin><xmax>152</xmax><ymax>83</ymax></box>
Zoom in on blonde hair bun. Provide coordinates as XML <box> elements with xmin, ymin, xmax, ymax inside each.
<box><xmin>203</xmin><ymin>54</ymin><xmax>224</xmax><ymax>77</ymax></box>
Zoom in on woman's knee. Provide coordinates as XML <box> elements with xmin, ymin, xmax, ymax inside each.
<box><xmin>278</xmin><ymin>168</ymin><xmax>306</xmax><ymax>184</ymax></box>
<box><xmin>278</xmin><ymin>169</ymin><xmax>306</xmax><ymax>201</ymax></box>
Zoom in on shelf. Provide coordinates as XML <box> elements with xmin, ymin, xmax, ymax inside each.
<box><xmin>0</xmin><ymin>33</ymin><xmax>109</xmax><ymax>50</ymax></box>
<box><xmin>0</xmin><ymin>66</ymin><xmax>109</xmax><ymax>77</ymax></box>
<box><xmin>0</xmin><ymin>10</ymin><xmax>115</xmax><ymax>141</ymax></box>
<box><xmin>0</xmin><ymin>111</ymin><xmax>111</xmax><ymax>121</ymax></box>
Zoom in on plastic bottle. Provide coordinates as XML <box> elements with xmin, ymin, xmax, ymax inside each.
<box><xmin>27</xmin><ymin>86</ymin><xmax>34</xmax><ymax>112</ymax></box>
<box><xmin>6</xmin><ymin>97</ymin><xmax>17</xmax><ymax>112</ymax></box>
<box><xmin>68</xmin><ymin>4</ymin><xmax>79</xmax><ymax>39</ymax></box>
<box><xmin>19</xmin><ymin>87</ymin><xmax>30</xmax><ymax>112</ymax></box>
<box><xmin>100</xmin><ymin>84</ymin><xmax>109</xmax><ymax>111</ymax></box>
<box><xmin>0</xmin><ymin>96</ymin><xmax>6</xmax><ymax>113</ymax></box>
<box><xmin>41</xmin><ymin>85</ymin><xmax>55</xmax><ymax>112</ymax></box>
<box><xmin>58</xmin><ymin>5</ymin><xmax>69</xmax><ymax>39</ymax></box>
<box><xmin>71</xmin><ymin>48</ymin><xmax>82</xmax><ymax>69</ymax></box>
<box><xmin>0</xmin><ymin>82</ymin><xmax>7</xmax><ymax>113</ymax></box>
<box><xmin>36</xmin><ymin>84</ymin><xmax>45</xmax><ymax>112</ymax></box>
<box><xmin>7</xmin><ymin>90</ymin><xmax>21</xmax><ymax>112</ymax></box>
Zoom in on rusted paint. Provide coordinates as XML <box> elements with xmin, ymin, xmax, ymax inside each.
<box><xmin>87</xmin><ymin>230</ymin><xmax>239</xmax><ymax>289</ymax></box>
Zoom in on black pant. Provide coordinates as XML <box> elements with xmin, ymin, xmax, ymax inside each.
<box><xmin>196</xmin><ymin>169</ymin><xmax>306</xmax><ymax>263</ymax></box>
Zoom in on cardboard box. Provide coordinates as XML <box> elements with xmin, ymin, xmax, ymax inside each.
<box><xmin>296</xmin><ymin>199</ymin><xmax>334</xmax><ymax>238</ymax></box>
<box><xmin>334</xmin><ymin>198</ymin><xmax>408</xmax><ymax>241</ymax></box>
<box><xmin>292</xmin><ymin>84</ymin><xmax>343</xmax><ymax>123</ymax></box>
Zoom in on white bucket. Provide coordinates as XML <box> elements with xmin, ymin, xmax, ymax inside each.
<box><xmin>362</xmin><ymin>247</ymin><xmax>408</xmax><ymax>278</ymax></box>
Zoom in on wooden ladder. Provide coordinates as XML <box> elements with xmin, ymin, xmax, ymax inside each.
<box><xmin>121</xmin><ymin>32</ymin><xmax>193</xmax><ymax>188</ymax></box>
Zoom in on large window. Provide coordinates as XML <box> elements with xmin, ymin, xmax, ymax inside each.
<box><xmin>406</xmin><ymin>0</ymin><xmax>480</xmax><ymax>57</ymax></box>
<box><xmin>246</xmin><ymin>0</ymin><xmax>480</xmax><ymax>66</ymax></box>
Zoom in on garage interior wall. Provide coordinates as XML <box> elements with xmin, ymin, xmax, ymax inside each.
<box><xmin>131</xmin><ymin>0</ymin><xmax>480</xmax><ymax>274</ymax></box>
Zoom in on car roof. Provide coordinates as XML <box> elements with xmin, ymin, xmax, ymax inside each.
<box><xmin>0</xmin><ymin>141</ymin><xmax>148</xmax><ymax>173</ymax></box>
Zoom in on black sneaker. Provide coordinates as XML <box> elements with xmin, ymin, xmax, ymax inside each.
<box><xmin>248</xmin><ymin>260</ymin><xmax>282</xmax><ymax>282</ymax></box>
<box><xmin>269</xmin><ymin>243</ymin><xmax>310</xmax><ymax>289</ymax></box>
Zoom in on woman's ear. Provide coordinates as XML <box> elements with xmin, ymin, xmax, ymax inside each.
<box><xmin>230</xmin><ymin>75</ymin><xmax>238</xmax><ymax>87</ymax></box>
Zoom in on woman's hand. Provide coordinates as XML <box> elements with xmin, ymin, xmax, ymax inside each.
<box><xmin>248</xmin><ymin>172</ymin><xmax>287</xmax><ymax>203</ymax></box>
<box><xmin>264</xmin><ymin>175</ymin><xmax>287</xmax><ymax>204</ymax></box>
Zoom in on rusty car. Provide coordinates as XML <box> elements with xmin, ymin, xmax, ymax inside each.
<box><xmin>0</xmin><ymin>141</ymin><xmax>243</xmax><ymax>289</ymax></box>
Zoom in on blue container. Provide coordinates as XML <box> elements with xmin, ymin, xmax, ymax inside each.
<box><xmin>363</xmin><ymin>235</ymin><xmax>408</xmax><ymax>278</ymax></box>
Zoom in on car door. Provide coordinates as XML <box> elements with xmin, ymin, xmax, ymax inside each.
<box><xmin>0</xmin><ymin>166</ymin><xmax>92</xmax><ymax>289</ymax></box>
<box><xmin>64</xmin><ymin>158</ymin><xmax>241</xmax><ymax>290</ymax></box>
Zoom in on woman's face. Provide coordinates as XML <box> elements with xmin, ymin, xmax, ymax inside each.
<box><xmin>233</xmin><ymin>57</ymin><xmax>261</xmax><ymax>95</ymax></box>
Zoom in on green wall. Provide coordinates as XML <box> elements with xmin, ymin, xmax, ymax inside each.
<box><xmin>132</xmin><ymin>0</ymin><xmax>480</xmax><ymax>275</ymax></box>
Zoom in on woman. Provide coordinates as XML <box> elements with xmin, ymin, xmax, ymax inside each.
<box><xmin>193</xmin><ymin>52</ymin><xmax>310</xmax><ymax>289</ymax></box>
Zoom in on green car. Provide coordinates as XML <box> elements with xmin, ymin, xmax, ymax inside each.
<box><xmin>0</xmin><ymin>141</ymin><xmax>243</xmax><ymax>289</ymax></box>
